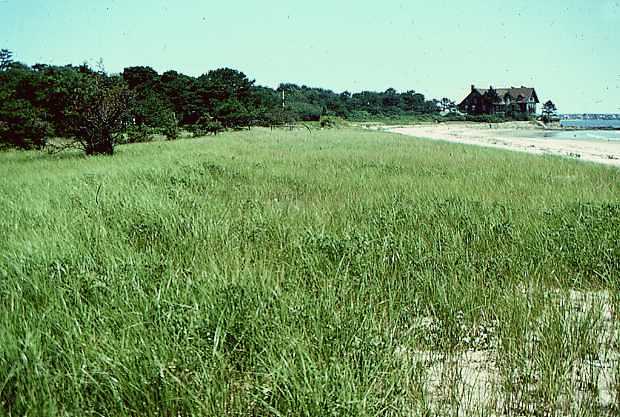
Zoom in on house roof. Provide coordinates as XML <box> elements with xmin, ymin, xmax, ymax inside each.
<box><xmin>467</xmin><ymin>86</ymin><xmax>539</xmax><ymax>104</ymax></box>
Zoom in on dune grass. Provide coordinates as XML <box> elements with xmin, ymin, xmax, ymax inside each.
<box><xmin>0</xmin><ymin>128</ymin><xmax>619</xmax><ymax>416</ymax></box>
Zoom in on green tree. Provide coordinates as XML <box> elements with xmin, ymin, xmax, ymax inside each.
<box><xmin>382</xmin><ymin>88</ymin><xmax>401</xmax><ymax>109</ymax></box>
<box><xmin>0</xmin><ymin>99</ymin><xmax>51</xmax><ymax>149</ymax></box>
<box><xmin>122</xmin><ymin>66</ymin><xmax>177</xmax><ymax>129</ymax></box>
<box><xmin>439</xmin><ymin>98</ymin><xmax>456</xmax><ymax>113</ymax></box>
<box><xmin>542</xmin><ymin>100</ymin><xmax>558</xmax><ymax>122</ymax></box>
<box><xmin>0</xmin><ymin>49</ymin><xmax>12</xmax><ymax>71</ymax></box>
<box><xmin>131</xmin><ymin>91</ymin><xmax>174</xmax><ymax>127</ymax></box>
<box><xmin>22</xmin><ymin>64</ymin><xmax>94</xmax><ymax>136</ymax></box>
<box><xmin>159</xmin><ymin>70</ymin><xmax>201</xmax><ymax>124</ymax></box>
<box><xmin>400</xmin><ymin>90</ymin><xmax>426</xmax><ymax>113</ymax></box>
<box><xmin>198</xmin><ymin>68</ymin><xmax>255</xmax><ymax>115</ymax></box>
<box><xmin>248</xmin><ymin>86</ymin><xmax>281</xmax><ymax>125</ymax></box>
<box><xmin>214</xmin><ymin>99</ymin><xmax>252</xmax><ymax>128</ymax></box>
<box><xmin>0</xmin><ymin>61</ymin><xmax>52</xmax><ymax>149</ymax></box>
<box><xmin>122</xmin><ymin>66</ymin><xmax>159</xmax><ymax>90</ymax></box>
<box><xmin>68</xmin><ymin>74</ymin><xmax>132</xmax><ymax>155</ymax></box>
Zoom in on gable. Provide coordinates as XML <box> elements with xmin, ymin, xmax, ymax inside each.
<box><xmin>458</xmin><ymin>90</ymin><xmax>482</xmax><ymax>107</ymax></box>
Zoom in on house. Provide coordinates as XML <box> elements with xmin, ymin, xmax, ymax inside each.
<box><xmin>458</xmin><ymin>85</ymin><xmax>539</xmax><ymax>118</ymax></box>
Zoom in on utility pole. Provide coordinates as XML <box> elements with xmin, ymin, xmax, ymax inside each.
<box><xmin>282</xmin><ymin>89</ymin><xmax>285</xmax><ymax>108</ymax></box>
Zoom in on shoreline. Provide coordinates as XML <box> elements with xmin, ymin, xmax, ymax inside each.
<box><xmin>389</xmin><ymin>122</ymin><xmax>620</xmax><ymax>167</ymax></box>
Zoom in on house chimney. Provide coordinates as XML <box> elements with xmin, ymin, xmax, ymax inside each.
<box><xmin>471</xmin><ymin>84</ymin><xmax>475</xmax><ymax>92</ymax></box>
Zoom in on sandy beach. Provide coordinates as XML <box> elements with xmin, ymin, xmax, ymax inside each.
<box><xmin>390</xmin><ymin>122</ymin><xmax>620</xmax><ymax>167</ymax></box>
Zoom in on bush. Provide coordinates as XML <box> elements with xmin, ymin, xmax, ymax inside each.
<box><xmin>205</xmin><ymin>120</ymin><xmax>224</xmax><ymax>135</ymax></box>
<box><xmin>512</xmin><ymin>113</ymin><xmax>535</xmax><ymax>122</ymax></box>
<box><xmin>438</xmin><ymin>113</ymin><xmax>467</xmax><ymax>122</ymax></box>
<box><xmin>123</xmin><ymin>124</ymin><xmax>154</xmax><ymax>144</ymax></box>
<box><xmin>288</xmin><ymin>101</ymin><xmax>322</xmax><ymax>122</ymax></box>
<box><xmin>319</xmin><ymin>116</ymin><xmax>347</xmax><ymax>128</ymax></box>
<box><xmin>260</xmin><ymin>108</ymin><xmax>296</xmax><ymax>127</ymax></box>
<box><xmin>161</xmin><ymin>112</ymin><xmax>179</xmax><ymax>140</ymax></box>
<box><xmin>190</xmin><ymin>116</ymin><xmax>224</xmax><ymax>137</ymax></box>
<box><xmin>465</xmin><ymin>114</ymin><xmax>508</xmax><ymax>123</ymax></box>
<box><xmin>163</xmin><ymin>124</ymin><xmax>179</xmax><ymax>140</ymax></box>
<box><xmin>345</xmin><ymin>110</ymin><xmax>373</xmax><ymax>122</ymax></box>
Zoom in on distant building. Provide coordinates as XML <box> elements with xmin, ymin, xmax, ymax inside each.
<box><xmin>459</xmin><ymin>85</ymin><xmax>539</xmax><ymax>118</ymax></box>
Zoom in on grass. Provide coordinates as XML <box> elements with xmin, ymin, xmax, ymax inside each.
<box><xmin>0</xmin><ymin>127</ymin><xmax>619</xmax><ymax>416</ymax></box>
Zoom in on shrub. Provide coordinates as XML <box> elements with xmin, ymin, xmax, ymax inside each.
<box><xmin>512</xmin><ymin>113</ymin><xmax>535</xmax><ymax>122</ymax></box>
<box><xmin>346</xmin><ymin>110</ymin><xmax>373</xmax><ymax>121</ymax></box>
<box><xmin>319</xmin><ymin>116</ymin><xmax>347</xmax><ymax>128</ymax></box>
<box><xmin>288</xmin><ymin>102</ymin><xmax>322</xmax><ymax>122</ymax></box>
<box><xmin>190</xmin><ymin>116</ymin><xmax>224</xmax><ymax>137</ymax></box>
<box><xmin>124</xmin><ymin>124</ymin><xmax>154</xmax><ymax>144</ymax></box>
<box><xmin>439</xmin><ymin>113</ymin><xmax>467</xmax><ymax>122</ymax></box>
<box><xmin>465</xmin><ymin>114</ymin><xmax>508</xmax><ymax>123</ymax></box>
<box><xmin>161</xmin><ymin>112</ymin><xmax>179</xmax><ymax>140</ymax></box>
<box><xmin>204</xmin><ymin>120</ymin><xmax>224</xmax><ymax>136</ymax></box>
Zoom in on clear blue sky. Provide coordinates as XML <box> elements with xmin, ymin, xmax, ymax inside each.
<box><xmin>2</xmin><ymin>0</ymin><xmax>619</xmax><ymax>113</ymax></box>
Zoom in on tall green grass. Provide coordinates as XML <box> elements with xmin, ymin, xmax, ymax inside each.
<box><xmin>0</xmin><ymin>128</ymin><xmax>618</xmax><ymax>415</ymax></box>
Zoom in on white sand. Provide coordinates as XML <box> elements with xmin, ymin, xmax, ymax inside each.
<box><xmin>389</xmin><ymin>123</ymin><xmax>620</xmax><ymax>167</ymax></box>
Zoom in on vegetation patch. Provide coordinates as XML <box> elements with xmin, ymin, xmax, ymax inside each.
<box><xmin>0</xmin><ymin>128</ymin><xmax>618</xmax><ymax>416</ymax></box>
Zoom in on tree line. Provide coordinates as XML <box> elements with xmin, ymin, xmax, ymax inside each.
<box><xmin>0</xmin><ymin>49</ymin><xmax>443</xmax><ymax>155</ymax></box>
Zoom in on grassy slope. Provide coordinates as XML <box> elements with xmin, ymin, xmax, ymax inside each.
<box><xmin>0</xmin><ymin>128</ymin><xmax>618</xmax><ymax>416</ymax></box>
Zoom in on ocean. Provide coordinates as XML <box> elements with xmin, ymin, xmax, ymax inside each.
<box><xmin>552</xmin><ymin>119</ymin><xmax>620</xmax><ymax>141</ymax></box>
<box><xmin>560</xmin><ymin>119</ymin><xmax>620</xmax><ymax>128</ymax></box>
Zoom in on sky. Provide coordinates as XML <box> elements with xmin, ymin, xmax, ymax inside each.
<box><xmin>2</xmin><ymin>0</ymin><xmax>619</xmax><ymax>113</ymax></box>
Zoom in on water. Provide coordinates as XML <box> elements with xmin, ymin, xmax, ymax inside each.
<box><xmin>552</xmin><ymin>119</ymin><xmax>620</xmax><ymax>141</ymax></box>
<box><xmin>561</xmin><ymin>119</ymin><xmax>620</xmax><ymax>128</ymax></box>
<box><xmin>544</xmin><ymin>130</ymin><xmax>620</xmax><ymax>141</ymax></box>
